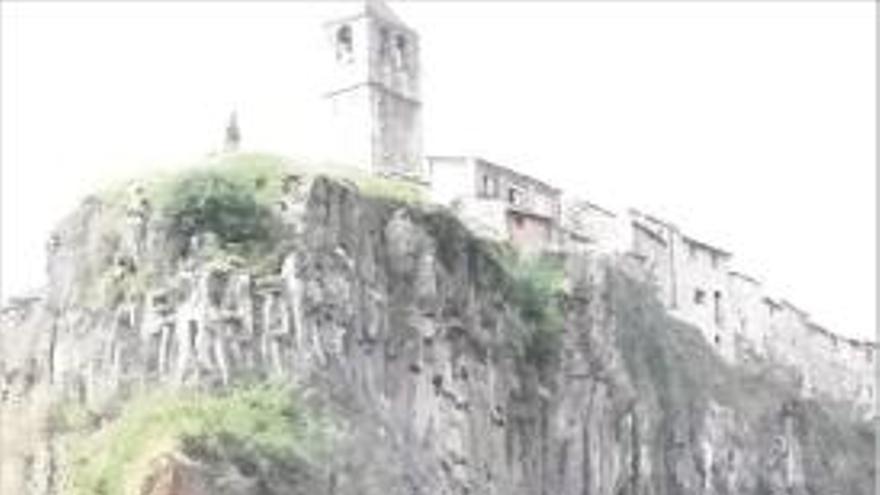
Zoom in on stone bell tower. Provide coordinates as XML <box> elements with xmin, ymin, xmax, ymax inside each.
<box><xmin>323</xmin><ymin>0</ymin><xmax>424</xmax><ymax>181</ymax></box>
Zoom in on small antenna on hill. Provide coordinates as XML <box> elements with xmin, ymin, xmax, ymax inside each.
<box><xmin>224</xmin><ymin>110</ymin><xmax>241</xmax><ymax>153</ymax></box>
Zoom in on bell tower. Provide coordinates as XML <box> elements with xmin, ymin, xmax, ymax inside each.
<box><xmin>324</xmin><ymin>0</ymin><xmax>424</xmax><ymax>180</ymax></box>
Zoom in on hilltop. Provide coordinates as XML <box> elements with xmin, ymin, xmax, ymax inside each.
<box><xmin>0</xmin><ymin>153</ymin><xmax>873</xmax><ymax>495</ymax></box>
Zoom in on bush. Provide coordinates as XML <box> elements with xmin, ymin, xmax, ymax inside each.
<box><xmin>500</xmin><ymin>252</ymin><xmax>566</xmax><ymax>369</ymax></box>
<box><xmin>64</xmin><ymin>384</ymin><xmax>327</xmax><ymax>495</ymax></box>
<box><xmin>159</xmin><ymin>169</ymin><xmax>274</xmax><ymax>258</ymax></box>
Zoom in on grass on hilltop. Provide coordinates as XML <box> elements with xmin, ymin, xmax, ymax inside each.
<box><xmin>57</xmin><ymin>384</ymin><xmax>329</xmax><ymax>495</ymax></box>
<box><xmin>81</xmin><ymin>152</ymin><xmax>425</xmax><ymax>306</ymax></box>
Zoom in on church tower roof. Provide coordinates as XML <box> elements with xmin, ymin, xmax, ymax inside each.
<box><xmin>324</xmin><ymin>0</ymin><xmax>411</xmax><ymax>31</ymax></box>
<box><xmin>364</xmin><ymin>0</ymin><xmax>405</xmax><ymax>27</ymax></box>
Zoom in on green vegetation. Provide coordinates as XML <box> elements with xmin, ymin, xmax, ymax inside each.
<box><xmin>145</xmin><ymin>152</ymin><xmax>423</xmax><ymax>210</ymax></box>
<box><xmin>159</xmin><ymin>168</ymin><xmax>277</xmax><ymax>258</ymax></box>
<box><xmin>62</xmin><ymin>384</ymin><xmax>328</xmax><ymax>495</ymax></box>
<box><xmin>148</xmin><ymin>153</ymin><xmax>292</xmax><ymax>210</ymax></box>
<box><xmin>499</xmin><ymin>251</ymin><xmax>567</xmax><ymax>369</ymax></box>
<box><xmin>346</xmin><ymin>168</ymin><xmax>424</xmax><ymax>204</ymax></box>
<box><xmin>146</xmin><ymin>153</ymin><xmax>422</xmax><ymax>265</ymax></box>
<box><xmin>80</xmin><ymin>152</ymin><xmax>426</xmax><ymax>305</ymax></box>
<box><xmin>145</xmin><ymin>153</ymin><xmax>292</xmax><ymax>265</ymax></box>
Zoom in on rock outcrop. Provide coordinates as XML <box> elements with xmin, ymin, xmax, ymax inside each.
<box><xmin>1</xmin><ymin>170</ymin><xmax>874</xmax><ymax>495</ymax></box>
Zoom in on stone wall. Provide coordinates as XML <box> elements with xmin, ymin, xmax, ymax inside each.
<box><xmin>581</xmin><ymin>207</ymin><xmax>877</xmax><ymax>417</ymax></box>
<box><xmin>669</xmin><ymin>235</ymin><xmax>734</xmax><ymax>361</ymax></box>
<box><xmin>560</xmin><ymin>197</ymin><xmax>621</xmax><ymax>253</ymax></box>
<box><xmin>756</xmin><ymin>301</ymin><xmax>877</xmax><ymax>418</ymax></box>
<box><xmin>505</xmin><ymin>211</ymin><xmax>553</xmax><ymax>252</ymax></box>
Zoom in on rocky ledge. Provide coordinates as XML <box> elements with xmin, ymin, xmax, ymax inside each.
<box><xmin>0</xmin><ymin>155</ymin><xmax>874</xmax><ymax>495</ymax></box>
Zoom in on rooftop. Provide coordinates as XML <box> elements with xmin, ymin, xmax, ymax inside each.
<box><xmin>729</xmin><ymin>270</ymin><xmax>761</xmax><ymax>285</ymax></box>
<box><xmin>428</xmin><ymin>155</ymin><xmax>561</xmax><ymax>196</ymax></box>
<box><xmin>323</xmin><ymin>0</ymin><xmax>414</xmax><ymax>32</ymax></box>
<box><xmin>565</xmin><ymin>197</ymin><xmax>617</xmax><ymax>218</ymax></box>
<box><xmin>682</xmin><ymin>234</ymin><xmax>732</xmax><ymax>258</ymax></box>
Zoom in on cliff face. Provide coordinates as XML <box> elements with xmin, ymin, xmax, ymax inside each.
<box><xmin>0</xmin><ymin>165</ymin><xmax>874</xmax><ymax>495</ymax></box>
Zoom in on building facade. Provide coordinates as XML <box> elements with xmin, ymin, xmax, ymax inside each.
<box><xmin>324</xmin><ymin>0</ymin><xmax>424</xmax><ymax>180</ymax></box>
<box><xmin>624</xmin><ymin>209</ymin><xmax>738</xmax><ymax>361</ymax></box>
<box><xmin>560</xmin><ymin>196</ymin><xmax>623</xmax><ymax>253</ymax></box>
<box><xmin>318</xmin><ymin>0</ymin><xmax>876</xmax><ymax>419</ymax></box>
<box><xmin>428</xmin><ymin>156</ymin><xmax>561</xmax><ymax>251</ymax></box>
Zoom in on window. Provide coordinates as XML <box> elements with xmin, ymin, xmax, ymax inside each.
<box><xmin>694</xmin><ymin>289</ymin><xmax>706</xmax><ymax>305</ymax></box>
<box><xmin>482</xmin><ymin>175</ymin><xmax>497</xmax><ymax>198</ymax></box>
<box><xmin>379</xmin><ymin>27</ymin><xmax>391</xmax><ymax>61</ymax></box>
<box><xmin>713</xmin><ymin>291</ymin><xmax>723</xmax><ymax>327</ymax></box>
<box><xmin>512</xmin><ymin>213</ymin><xmax>525</xmax><ymax>228</ymax></box>
<box><xmin>508</xmin><ymin>187</ymin><xmax>523</xmax><ymax>206</ymax></box>
<box><xmin>393</xmin><ymin>34</ymin><xmax>407</xmax><ymax>70</ymax></box>
<box><xmin>336</xmin><ymin>25</ymin><xmax>353</xmax><ymax>63</ymax></box>
<box><xmin>867</xmin><ymin>349</ymin><xmax>873</xmax><ymax>363</ymax></box>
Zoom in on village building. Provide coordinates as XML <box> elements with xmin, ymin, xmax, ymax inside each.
<box><xmin>560</xmin><ymin>196</ymin><xmax>623</xmax><ymax>253</ymax></box>
<box><xmin>317</xmin><ymin>0</ymin><xmax>877</xmax><ymax>418</ymax></box>
<box><xmin>676</xmin><ymin>234</ymin><xmax>733</xmax><ymax>342</ymax></box>
<box><xmin>427</xmin><ymin>156</ymin><xmax>561</xmax><ymax>251</ymax></box>
<box><xmin>623</xmin><ymin>209</ymin><xmax>736</xmax><ymax>359</ymax></box>
<box><xmin>727</xmin><ymin>270</ymin><xmax>768</xmax><ymax>358</ymax></box>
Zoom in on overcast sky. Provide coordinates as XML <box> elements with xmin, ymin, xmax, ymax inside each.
<box><xmin>1</xmin><ymin>1</ymin><xmax>875</xmax><ymax>341</ymax></box>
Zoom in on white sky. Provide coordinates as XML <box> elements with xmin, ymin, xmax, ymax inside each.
<box><xmin>1</xmin><ymin>1</ymin><xmax>875</xmax><ymax>341</ymax></box>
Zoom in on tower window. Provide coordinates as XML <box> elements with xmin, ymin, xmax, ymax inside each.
<box><xmin>336</xmin><ymin>25</ymin><xmax>353</xmax><ymax>63</ymax></box>
<box><xmin>393</xmin><ymin>34</ymin><xmax>407</xmax><ymax>70</ymax></box>
<box><xmin>379</xmin><ymin>27</ymin><xmax>391</xmax><ymax>61</ymax></box>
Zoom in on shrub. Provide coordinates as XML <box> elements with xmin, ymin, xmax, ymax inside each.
<box><xmin>64</xmin><ymin>384</ymin><xmax>327</xmax><ymax>495</ymax></box>
<box><xmin>500</xmin><ymin>252</ymin><xmax>566</xmax><ymax>369</ymax></box>
<box><xmin>159</xmin><ymin>169</ymin><xmax>274</xmax><ymax>257</ymax></box>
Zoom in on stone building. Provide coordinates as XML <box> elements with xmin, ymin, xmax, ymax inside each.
<box><xmin>560</xmin><ymin>196</ymin><xmax>623</xmax><ymax>253</ymax></box>
<box><xmin>675</xmin><ymin>234</ymin><xmax>734</xmax><ymax>349</ymax></box>
<box><xmin>428</xmin><ymin>156</ymin><xmax>561</xmax><ymax>251</ymax></box>
<box><xmin>324</xmin><ymin>0</ymin><xmax>424</xmax><ymax>181</ymax></box>
<box><xmin>623</xmin><ymin>209</ymin><xmax>736</xmax><ymax>359</ymax></box>
<box><xmin>619</xmin><ymin>208</ymin><xmax>877</xmax><ymax>414</ymax></box>
<box><xmin>316</xmin><ymin>0</ymin><xmax>876</xmax><ymax>418</ymax></box>
<box><xmin>727</xmin><ymin>270</ymin><xmax>769</xmax><ymax>357</ymax></box>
